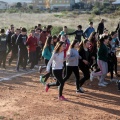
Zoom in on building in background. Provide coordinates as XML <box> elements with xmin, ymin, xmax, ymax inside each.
<box><xmin>32</xmin><ymin>0</ymin><xmax>46</xmax><ymax>10</ymax></box>
<box><xmin>32</xmin><ymin>0</ymin><xmax>75</xmax><ymax>10</ymax></box>
<box><xmin>0</xmin><ymin>1</ymin><xmax>8</xmax><ymax>9</ymax></box>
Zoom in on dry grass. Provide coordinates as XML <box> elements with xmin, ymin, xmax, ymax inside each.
<box><xmin>0</xmin><ymin>12</ymin><xmax>119</xmax><ymax>32</ymax></box>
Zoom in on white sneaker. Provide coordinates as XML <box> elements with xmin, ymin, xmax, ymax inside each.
<box><xmin>98</xmin><ymin>83</ymin><xmax>106</xmax><ymax>87</ymax></box>
<box><xmin>30</xmin><ymin>68</ymin><xmax>35</xmax><ymax>71</ymax></box>
<box><xmin>90</xmin><ymin>72</ymin><xmax>94</xmax><ymax>82</ymax></box>
<box><xmin>102</xmin><ymin>81</ymin><xmax>109</xmax><ymax>85</ymax></box>
<box><xmin>34</xmin><ymin>65</ymin><xmax>39</xmax><ymax>68</ymax></box>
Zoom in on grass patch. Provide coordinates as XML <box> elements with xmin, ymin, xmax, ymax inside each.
<box><xmin>54</xmin><ymin>14</ymin><xmax>64</xmax><ymax>18</ymax></box>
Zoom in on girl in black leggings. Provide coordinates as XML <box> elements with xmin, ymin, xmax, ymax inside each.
<box><xmin>45</xmin><ymin>41</ymin><xmax>67</xmax><ymax>101</ymax></box>
<box><xmin>78</xmin><ymin>39</ymin><xmax>94</xmax><ymax>91</ymax></box>
<box><xmin>64</xmin><ymin>40</ymin><xmax>82</xmax><ymax>93</ymax></box>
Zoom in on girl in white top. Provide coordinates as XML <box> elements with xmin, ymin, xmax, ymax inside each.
<box><xmin>45</xmin><ymin>41</ymin><xmax>67</xmax><ymax>101</ymax></box>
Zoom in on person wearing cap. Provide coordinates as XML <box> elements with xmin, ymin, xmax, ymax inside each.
<box><xmin>84</xmin><ymin>22</ymin><xmax>95</xmax><ymax>38</ymax></box>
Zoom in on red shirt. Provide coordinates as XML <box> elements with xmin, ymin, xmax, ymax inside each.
<box><xmin>26</xmin><ymin>36</ymin><xmax>37</xmax><ymax>52</ymax></box>
<box><xmin>40</xmin><ymin>31</ymin><xmax>48</xmax><ymax>45</ymax></box>
<box><xmin>64</xmin><ymin>42</ymin><xmax>70</xmax><ymax>58</ymax></box>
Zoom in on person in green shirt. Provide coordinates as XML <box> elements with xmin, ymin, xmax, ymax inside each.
<box><xmin>90</xmin><ymin>35</ymin><xmax>109</xmax><ymax>87</ymax></box>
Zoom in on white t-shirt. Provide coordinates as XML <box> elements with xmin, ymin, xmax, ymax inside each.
<box><xmin>46</xmin><ymin>52</ymin><xmax>64</xmax><ymax>72</ymax></box>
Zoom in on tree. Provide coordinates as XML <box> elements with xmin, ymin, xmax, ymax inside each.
<box><xmin>16</xmin><ymin>2</ymin><xmax>22</xmax><ymax>8</ymax></box>
<box><xmin>29</xmin><ymin>5</ymin><xmax>33</xmax><ymax>10</ymax></box>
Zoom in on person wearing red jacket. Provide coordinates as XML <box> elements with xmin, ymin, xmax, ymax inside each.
<box><xmin>40</xmin><ymin>27</ymin><xmax>49</xmax><ymax>48</ymax></box>
<box><xmin>26</xmin><ymin>30</ymin><xmax>38</xmax><ymax>70</ymax></box>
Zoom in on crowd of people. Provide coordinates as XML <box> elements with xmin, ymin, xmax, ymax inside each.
<box><xmin>0</xmin><ymin>19</ymin><xmax>120</xmax><ymax>101</ymax></box>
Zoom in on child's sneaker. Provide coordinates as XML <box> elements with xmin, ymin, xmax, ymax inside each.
<box><xmin>40</xmin><ymin>76</ymin><xmax>46</xmax><ymax>85</ymax></box>
<box><xmin>102</xmin><ymin>81</ymin><xmax>109</xmax><ymax>85</ymax></box>
<box><xmin>45</xmin><ymin>84</ymin><xmax>49</xmax><ymax>92</ymax></box>
<box><xmin>76</xmin><ymin>89</ymin><xmax>84</xmax><ymax>94</ymax></box>
<box><xmin>58</xmin><ymin>96</ymin><xmax>67</xmax><ymax>101</ymax></box>
<box><xmin>98</xmin><ymin>83</ymin><xmax>106</xmax><ymax>87</ymax></box>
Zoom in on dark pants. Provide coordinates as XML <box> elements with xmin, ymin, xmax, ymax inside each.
<box><xmin>118</xmin><ymin>31</ymin><xmax>120</xmax><ymax>40</ymax></box>
<box><xmin>43</xmin><ymin>59</ymin><xmax>52</xmax><ymax>82</ymax></box>
<box><xmin>79</xmin><ymin>66</ymin><xmax>90</xmax><ymax>87</ymax></box>
<box><xmin>113</xmin><ymin>55</ymin><xmax>118</xmax><ymax>74</ymax></box>
<box><xmin>35</xmin><ymin>46</ymin><xmax>41</xmax><ymax>65</ymax></box>
<box><xmin>28</xmin><ymin>51</ymin><xmax>36</xmax><ymax>69</ymax></box>
<box><xmin>9</xmin><ymin>47</ymin><xmax>18</xmax><ymax>64</ymax></box>
<box><xmin>108</xmin><ymin>61</ymin><xmax>114</xmax><ymax>79</ymax></box>
<box><xmin>17</xmin><ymin>49</ymin><xmax>28</xmax><ymax>70</ymax></box>
<box><xmin>7</xmin><ymin>45</ymin><xmax>12</xmax><ymax>55</ymax></box>
<box><xmin>63</xmin><ymin>61</ymin><xmax>66</xmax><ymax>77</ymax></box>
<box><xmin>0</xmin><ymin>51</ymin><xmax>6</xmax><ymax>68</ymax></box>
<box><xmin>64</xmin><ymin>66</ymin><xmax>80</xmax><ymax>90</ymax></box>
<box><xmin>48</xmin><ymin>69</ymin><xmax>64</xmax><ymax>97</ymax></box>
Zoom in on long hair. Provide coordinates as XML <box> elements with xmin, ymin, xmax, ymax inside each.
<box><xmin>88</xmin><ymin>32</ymin><xmax>97</xmax><ymax>44</ymax></box>
<box><xmin>43</xmin><ymin>36</ymin><xmax>53</xmax><ymax>52</ymax></box>
<box><xmin>79</xmin><ymin>39</ymin><xmax>89</xmax><ymax>51</ymax></box>
<box><xmin>54</xmin><ymin>41</ymin><xmax>65</xmax><ymax>53</ymax></box>
<box><xmin>97</xmin><ymin>35</ymin><xmax>109</xmax><ymax>48</ymax></box>
<box><xmin>69</xmin><ymin>40</ymin><xmax>79</xmax><ymax>49</ymax></box>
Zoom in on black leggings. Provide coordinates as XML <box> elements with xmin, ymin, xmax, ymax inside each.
<box><xmin>43</xmin><ymin>59</ymin><xmax>52</xmax><ymax>82</ymax></box>
<box><xmin>64</xmin><ymin>66</ymin><xmax>80</xmax><ymax>90</ymax></box>
<box><xmin>48</xmin><ymin>69</ymin><xmax>64</xmax><ymax>97</ymax></box>
<box><xmin>108</xmin><ymin>61</ymin><xmax>114</xmax><ymax>79</ymax></box>
<box><xmin>79</xmin><ymin>66</ymin><xmax>90</xmax><ymax>87</ymax></box>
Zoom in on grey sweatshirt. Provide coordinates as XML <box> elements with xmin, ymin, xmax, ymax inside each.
<box><xmin>66</xmin><ymin>48</ymin><xmax>81</xmax><ymax>66</ymax></box>
<box><xmin>0</xmin><ymin>34</ymin><xmax>7</xmax><ymax>51</ymax></box>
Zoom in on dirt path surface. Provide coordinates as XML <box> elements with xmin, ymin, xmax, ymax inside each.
<box><xmin>0</xmin><ymin>59</ymin><xmax>120</xmax><ymax>120</ymax></box>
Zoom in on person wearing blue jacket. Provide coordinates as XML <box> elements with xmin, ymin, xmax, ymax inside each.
<box><xmin>40</xmin><ymin>36</ymin><xmax>54</xmax><ymax>84</ymax></box>
<box><xmin>84</xmin><ymin>22</ymin><xmax>95</xmax><ymax>38</ymax></box>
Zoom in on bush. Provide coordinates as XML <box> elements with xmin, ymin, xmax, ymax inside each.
<box><xmin>51</xmin><ymin>26</ymin><xmax>75</xmax><ymax>36</ymax></box>
<box><xmin>92</xmin><ymin>8</ymin><xmax>100</xmax><ymax>15</ymax></box>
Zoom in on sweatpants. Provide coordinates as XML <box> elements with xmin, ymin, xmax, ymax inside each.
<box><xmin>48</xmin><ymin>69</ymin><xmax>64</xmax><ymax>97</ymax></box>
<box><xmin>92</xmin><ymin>60</ymin><xmax>108</xmax><ymax>83</ymax></box>
<box><xmin>28</xmin><ymin>51</ymin><xmax>36</xmax><ymax>69</ymax></box>
<box><xmin>7</xmin><ymin>44</ymin><xmax>12</xmax><ymax>55</ymax></box>
<box><xmin>9</xmin><ymin>47</ymin><xmax>18</xmax><ymax>64</ymax></box>
<box><xmin>64</xmin><ymin>66</ymin><xmax>80</xmax><ymax>90</ymax></box>
<box><xmin>0</xmin><ymin>51</ymin><xmax>6</xmax><ymax>68</ymax></box>
<box><xmin>17</xmin><ymin>49</ymin><xmax>28</xmax><ymax>70</ymax></box>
